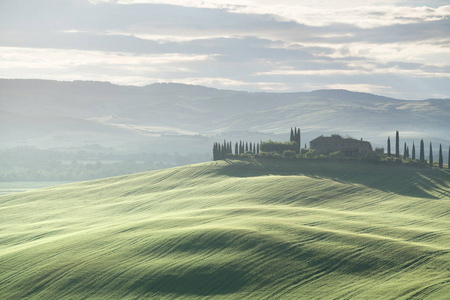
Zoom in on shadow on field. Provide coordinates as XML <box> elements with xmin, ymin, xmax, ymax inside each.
<box><xmin>127</xmin><ymin>266</ymin><xmax>247</xmax><ymax>296</ymax></box>
<box><xmin>215</xmin><ymin>159</ymin><xmax>450</xmax><ymax>199</ymax></box>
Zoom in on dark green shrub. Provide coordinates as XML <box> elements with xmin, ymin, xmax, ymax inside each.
<box><xmin>375</xmin><ymin>147</ymin><xmax>384</xmax><ymax>155</ymax></box>
<box><xmin>283</xmin><ymin>150</ymin><xmax>297</xmax><ymax>158</ymax></box>
<box><xmin>393</xmin><ymin>157</ymin><xmax>402</xmax><ymax>164</ymax></box>
<box><xmin>239</xmin><ymin>153</ymin><xmax>253</xmax><ymax>158</ymax></box>
<box><xmin>300</xmin><ymin>148</ymin><xmax>309</xmax><ymax>155</ymax></box>
<box><xmin>259</xmin><ymin>152</ymin><xmax>280</xmax><ymax>159</ymax></box>
<box><xmin>305</xmin><ymin>149</ymin><xmax>317</xmax><ymax>159</ymax></box>
<box><xmin>329</xmin><ymin>151</ymin><xmax>344</xmax><ymax>160</ymax></box>
<box><xmin>260</xmin><ymin>140</ymin><xmax>298</xmax><ymax>154</ymax></box>
<box><xmin>365</xmin><ymin>153</ymin><xmax>382</xmax><ymax>162</ymax></box>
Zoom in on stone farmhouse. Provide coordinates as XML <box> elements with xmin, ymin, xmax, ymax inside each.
<box><xmin>310</xmin><ymin>135</ymin><xmax>373</xmax><ymax>157</ymax></box>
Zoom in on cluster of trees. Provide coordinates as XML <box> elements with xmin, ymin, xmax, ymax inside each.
<box><xmin>387</xmin><ymin>131</ymin><xmax>448</xmax><ymax>169</ymax></box>
<box><xmin>213</xmin><ymin>128</ymin><xmax>303</xmax><ymax>160</ymax></box>
<box><xmin>212</xmin><ymin>140</ymin><xmax>260</xmax><ymax>161</ymax></box>
<box><xmin>260</xmin><ymin>141</ymin><xmax>298</xmax><ymax>153</ymax></box>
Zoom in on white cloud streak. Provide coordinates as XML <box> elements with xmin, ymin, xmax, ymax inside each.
<box><xmin>0</xmin><ymin>47</ymin><xmax>217</xmax><ymax>85</ymax></box>
<box><xmin>0</xmin><ymin>47</ymin><xmax>214</xmax><ymax>68</ymax></box>
<box><xmin>107</xmin><ymin>0</ymin><xmax>450</xmax><ymax>28</ymax></box>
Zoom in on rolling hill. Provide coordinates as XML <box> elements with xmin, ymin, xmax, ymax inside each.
<box><xmin>1</xmin><ymin>159</ymin><xmax>449</xmax><ymax>299</ymax></box>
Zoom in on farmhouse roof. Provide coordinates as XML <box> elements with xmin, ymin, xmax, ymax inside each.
<box><xmin>310</xmin><ymin>135</ymin><xmax>369</xmax><ymax>144</ymax></box>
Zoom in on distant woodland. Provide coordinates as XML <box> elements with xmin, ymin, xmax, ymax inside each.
<box><xmin>0</xmin><ymin>147</ymin><xmax>209</xmax><ymax>181</ymax></box>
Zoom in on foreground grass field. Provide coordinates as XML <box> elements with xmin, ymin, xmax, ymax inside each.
<box><xmin>0</xmin><ymin>159</ymin><xmax>449</xmax><ymax>299</ymax></box>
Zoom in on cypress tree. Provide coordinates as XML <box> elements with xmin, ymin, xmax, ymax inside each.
<box><xmin>429</xmin><ymin>143</ymin><xmax>433</xmax><ymax>167</ymax></box>
<box><xmin>215</xmin><ymin>144</ymin><xmax>217</xmax><ymax>160</ymax></box>
<box><xmin>296</xmin><ymin>128</ymin><xmax>301</xmax><ymax>154</ymax></box>
<box><xmin>224</xmin><ymin>141</ymin><xmax>228</xmax><ymax>158</ymax></box>
<box><xmin>217</xmin><ymin>142</ymin><xmax>221</xmax><ymax>160</ymax></box>
<box><xmin>257</xmin><ymin>143</ymin><xmax>260</xmax><ymax>154</ymax></box>
<box><xmin>217</xmin><ymin>144</ymin><xmax>221</xmax><ymax>160</ymax></box>
<box><xmin>290</xmin><ymin>128</ymin><xmax>294</xmax><ymax>142</ymax></box>
<box><xmin>395</xmin><ymin>131</ymin><xmax>399</xmax><ymax>158</ymax></box>
<box><xmin>213</xmin><ymin>143</ymin><xmax>216</xmax><ymax>161</ymax></box>
<box><xmin>217</xmin><ymin>143</ymin><xmax>220</xmax><ymax>160</ymax></box>
<box><xmin>235</xmin><ymin>142</ymin><xmax>238</xmax><ymax>155</ymax></box>
<box><xmin>245</xmin><ymin>142</ymin><xmax>248</xmax><ymax>152</ymax></box>
<box><xmin>412</xmin><ymin>142</ymin><xmax>416</xmax><ymax>160</ymax></box>
<box><xmin>438</xmin><ymin>144</ymin><xmax>443</xmax><ymax>169</ymax></box>
<box><xmin>403</xmin><ymin>142</ymin><xmax>407</xmax><ymax>158</ymax></box>
<box><xmin>387</xmin><ymin>137</ymin><xmax>391</xmax><ymax>156</ymax></box>
<box><xmin>448</xmin><ymin>146</ymin><xmax>450</xmax><ymax>169</ymax></box>
<box><xmin>249</xmin><ymin>142</ymin><xmax>253</xmax><ymax>153</ymax></box>
<box><xmin>216</xmin><ymin>143</ymin><xmax>220</xmax><ymax>160</ymax></box>
<box><xmin>420</xmin><ymin>139</ymin><xmax>425</xmax><ymax>162</ymax></box>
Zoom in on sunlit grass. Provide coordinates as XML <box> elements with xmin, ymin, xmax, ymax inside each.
<box><xmin>1</xmin><ymin>159</ymin><xmax>449</xmax><ymax>299</ymax></box>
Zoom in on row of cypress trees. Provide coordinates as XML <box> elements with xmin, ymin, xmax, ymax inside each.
<box><xmin>213</xmin><ymin>140</ymin><xmax>260</xmax><ymax>161</ymax></box>
<box><xmin>213</xmin><ymin>128</ymin><xmax>302</xmax><ymax>160</ymax></box>
<box><xmin>387</xmin><ymin>131</ymin><xmax>448</xmax><ymax>169</ymax></box>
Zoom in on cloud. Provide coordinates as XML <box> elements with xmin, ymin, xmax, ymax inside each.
<box><xmin>0</xmin><ymin>0</ymin><xmax>449</xmax><ymax>98</ymax></box>
<box><xmin>107</xmin><ymin>1</ymin><xmax>450</xmax><ymax>28</ymax></box>
<box><xmin>0</xmin><ymin>46</ymin><xmax>217</xmax><ymax>86</ymax></box>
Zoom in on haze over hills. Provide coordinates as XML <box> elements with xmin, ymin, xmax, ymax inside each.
<box><xmin>0</xmin><ymin>159</ymin><xmax>449</xmax><ymax>299</ymax></box>
<box><xmin>1</xmin><ymin>79</ymin><xmax>449</xmax><ymax>155</ymax></box>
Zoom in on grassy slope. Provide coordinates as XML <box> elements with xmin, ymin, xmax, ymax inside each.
<box><xmin>0</xmin><ymin>159</ymin><xmax>449</xmax><ymax>299</ymax></box>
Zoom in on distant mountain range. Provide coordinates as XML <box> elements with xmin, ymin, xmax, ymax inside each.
<box><xmin>1</xmin><ymin>79</ymin><xmax>449</xmax><ymax>154</ymax></box>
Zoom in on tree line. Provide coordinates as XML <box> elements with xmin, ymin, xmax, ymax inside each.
<box><xmin>386</xmin><ymin>130</ymin><xmax>448</xmax><ymax>169</ymax></box>
<box><xmin>213</xmin><ymin>127</ymin><xmax>302</xmax><ymax>161</ymax></box>
<box><xmin>213</xmin><ymin>128</ymin><xmax>449</xmax><ymax>170</ymax></box>
<box><xmin>213</xmin><ymin>140</ymin><xmax>261</xmax><ymax>160</ymax></box>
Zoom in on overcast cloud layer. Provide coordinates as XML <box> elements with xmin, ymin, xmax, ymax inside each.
<box><xmin>0</xmin><ymin>0</ymin><xmax>449</xmax><ymax>99</ymax></box>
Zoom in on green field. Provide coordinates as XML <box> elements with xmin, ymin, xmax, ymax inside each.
<box><xmin>0</xmin><ymin>159</ymin><xmax>449</xmax><ymax>299</ymax></box>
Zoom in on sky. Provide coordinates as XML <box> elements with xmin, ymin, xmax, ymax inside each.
<box><xmin>0</xmin><ymin>0</ymin><xmax>449</xmax><ymax>99</ymax></box>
